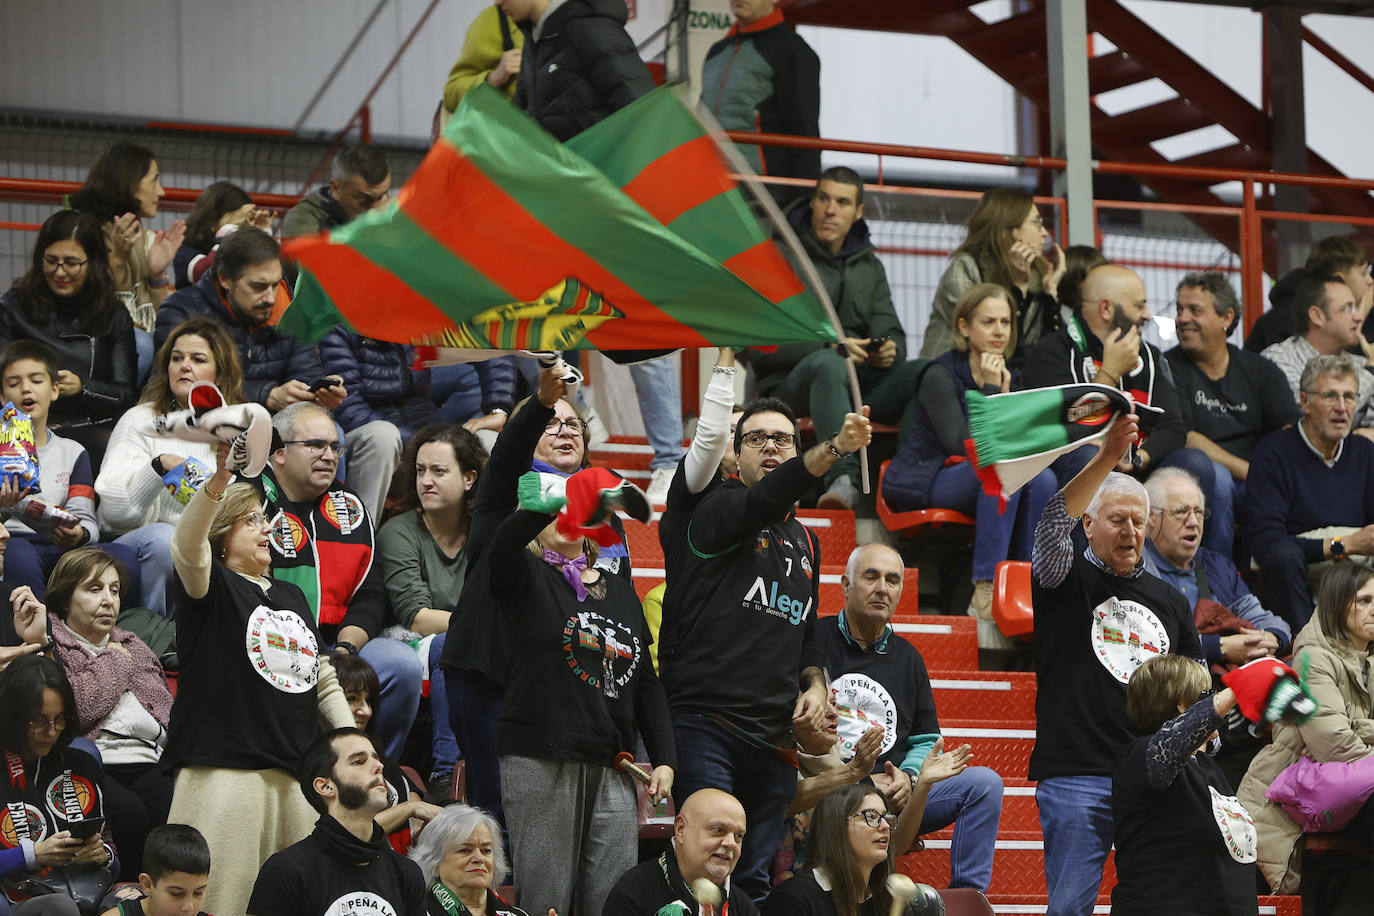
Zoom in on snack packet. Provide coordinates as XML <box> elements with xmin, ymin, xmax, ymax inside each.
<box><xmin>0</xmin><ymin>402</ymin><xmax>38</xmax><ymax>492</ymax></box>
<box><xmin>13</xmin><ymin>496</ymin><xmax>79</xmax><ymax>539</ymax></box>
<box><xmin>162</xmin><ymin>456</ymin><xmax>211</xmax><ymax>506</ymax></box>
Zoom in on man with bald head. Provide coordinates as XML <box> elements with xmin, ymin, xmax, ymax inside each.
<box><xmin>818</xmin><ymin>542</ymin><xmax>1004</xmax><ymax>892</ymax></box>
<box><xmin>602</xmin><ymin>788</ymin><xmax>756</xmax><ymax>916</ymax></box>
<box><xmin>1026</xmin><ymin>263</ymin><xmax>1187</xmax><ymax>483</ymax></box>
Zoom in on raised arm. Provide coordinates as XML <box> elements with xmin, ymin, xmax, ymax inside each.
<box><xmin>171</xmin><ymin>447</ymin><xmax>233</xmax><ymax>599</ymax></box>
<box><xmin>680</xmin><ymin>349</ymin><xmax>737</xmax><ymax>495</ymax></box>
<box><xmin>1144</xmin><ymin>688</ymin><xmax>1233</xmax><ymax>790</ymax></box>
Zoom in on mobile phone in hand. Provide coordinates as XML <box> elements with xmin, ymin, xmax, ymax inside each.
<box><xmin>308</xmin><ymin>376</ymin><xmax>341</xmax><ymax>393</ymax></box>
<box><xmin>66</xmin><ymin>817</ymin><xmax>104</xmax><ymax>840</ymax></box>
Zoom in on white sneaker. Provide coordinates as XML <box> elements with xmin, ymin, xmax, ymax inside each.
<box><xmin>645</xmin><ymin>467</ymin><xmax>674</xmax><ymax>506</ymax></box>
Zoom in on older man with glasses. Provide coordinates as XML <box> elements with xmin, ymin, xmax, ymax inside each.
<box><xmin>658</xmin><ymin>395</ymin><xmax>871</xmax><ymax>903</ymax></box>
<box><xmin>1143</xmin><ymin>467</ymin><xmax>1290</xmax><ymax>668</ymax></box>
<box><xmin>1247</xmin><ymin>353</ymin><xmax>1374</xmax><ymax>631</ymax></box>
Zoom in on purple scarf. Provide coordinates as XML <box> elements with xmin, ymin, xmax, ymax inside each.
<box><xmin>542</xmin><ymin>548</ymin><xmax>589</xmax><ymax>602</ymax></box>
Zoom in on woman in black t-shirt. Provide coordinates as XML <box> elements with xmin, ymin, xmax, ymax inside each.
<box><xmin>488</xmin><ymin>476</ymin><xmax>675</xmax><ymax>916</ymax></box>
<box><xmin>1111</xmin><ymin>654</ymin><xmax>1257</xmax><ymax>915</ymax></box>
<box><xmin>162</xmin><ymin>444</ymin><xmax>354</xmax><ymax>916</ymax></box>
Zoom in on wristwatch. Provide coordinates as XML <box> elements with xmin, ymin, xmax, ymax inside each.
<box><xmin>1331</xmin><ymin>536</ymin><xmax>1348</xmax><ymax>560</ymax></box>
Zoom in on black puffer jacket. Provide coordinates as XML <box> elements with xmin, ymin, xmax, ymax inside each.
<box><xmin>318</xmin><ymin>328</ymin><xmax>437</xmax><ymax>442</ymax></box>
<box><xmin>154</xmin><ymin>271</ymin><xmax>324</xmax><ymax>406</ymax></box>
<box><xmin>515</xmin><ymin>0</ymin><xmax>654</xmax><ymax>141</ymax></box>
<box><xmin>0</xmin><ymin>287</ymin><xmax>137</xmax><ymax>428</ymax></box>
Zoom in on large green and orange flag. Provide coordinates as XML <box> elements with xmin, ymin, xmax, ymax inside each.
<box><xmin>278</xmin><ymin>84</ymin><xmax>835</xmax><ymax>351</ymax></box>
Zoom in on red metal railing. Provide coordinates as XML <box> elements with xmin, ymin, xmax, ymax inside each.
<box><xmin>723</xmin><ymin>130</ymin><xmax>1374</xmax><ymax>332</ymax></box>
<box><xmin>5</xmin><ymin>129</ymin><xmax>1374</xmax><ymax>332</ymax></box>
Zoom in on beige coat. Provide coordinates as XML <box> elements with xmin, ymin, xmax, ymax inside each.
<box><xmin>1236</xmin><ymin>615</ymin><xmax>1374</xmax><ymax>893</ymax></box>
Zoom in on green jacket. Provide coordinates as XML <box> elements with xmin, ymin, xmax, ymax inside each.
<box><xmin>752</xmin><ymin>197</ymin><xmax>905</xmax><ymax>394</ymax></box>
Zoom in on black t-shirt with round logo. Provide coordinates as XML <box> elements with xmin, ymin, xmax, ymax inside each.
<box><xmin>164</xmin><ymin>560</ymin><xmax>325</xmax><ymax>772</ymax></box>
<box><xmin>489</xmin><ymin>510</ymin><xmax>676</xmax><ymax>769</ymax></box>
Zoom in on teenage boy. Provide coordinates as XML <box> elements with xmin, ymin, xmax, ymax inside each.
<box><xmin>102</xmin><ymin>824</ymin><xmax>212</xmax><ymax>916</ymax></box>
<box><xmin>0</xmin><ymin>340</ymin><xmax>137</xmax><ymax>595</ymax></box>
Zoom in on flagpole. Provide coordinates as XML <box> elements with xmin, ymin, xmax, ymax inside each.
<box><xmin>685</xmin><ymin>89</ymin><xmax>871</xmax><ymax>494</ymax></box>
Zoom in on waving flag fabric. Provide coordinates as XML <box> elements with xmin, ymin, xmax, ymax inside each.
<box><xmin>279</xmin><ymin>84</ymin><xmax>834</xmax><ymax>352</ymax></box>
<box><xmin>965</xmin><ymin>384</ymin><xmax>1164</xmax><ymax>505</ymax></box>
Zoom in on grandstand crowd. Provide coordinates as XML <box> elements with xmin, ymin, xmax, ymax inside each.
<box><xmin>2</xmin><ymin>1</ymin><xmax>1373</xmax><ymax>916</ymax></box>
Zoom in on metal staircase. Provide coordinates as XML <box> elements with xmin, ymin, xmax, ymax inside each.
<box><xmin>788</xmin><ymin>0</ymin><xmax>1374</xmax><ymax>272</ymax></box>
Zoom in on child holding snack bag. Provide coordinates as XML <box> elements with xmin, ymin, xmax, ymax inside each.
<box><xmin>0</xmin><ymin>340</ymin><xmax>139</xmax><ymax>598</ymax></box>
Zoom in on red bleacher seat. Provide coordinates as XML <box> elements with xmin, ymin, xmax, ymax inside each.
<box><xmin>992</xmin><ymin>560</ymin><xmax>1034</xmax><ymax>638</ymax></box>
<box><xmin>796</xmin><ymin>509</ymin><xmax>858</xmax><ymax>561</ymax></box>
<box><xmin>876</xmin><ymin>461</ymin><xmax>976</xmax><ymax>537</ymax></box>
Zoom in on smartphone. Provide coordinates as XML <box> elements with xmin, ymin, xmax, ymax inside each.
<box><xmin>66</xmin><ymin>817</ymin><xmax>104</xmax><ymax>840</ymax></box>
<box><xmin>866</xmin><ymin>336</ymin><xmax>889</xmax><ymax>354</ymax></box>
<box><xmin>308</xmin><ymin>376</ymin><xmax>341</xmax><ymax>393</ymax></box>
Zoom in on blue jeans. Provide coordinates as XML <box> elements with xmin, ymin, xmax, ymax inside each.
<box><xmin>428</xmin><ymin>635</ymin><xmax>459</xmax><ymax>775</ymax></box>
<box><xmin>1036</xmin><ymin>775</ymin><xmax>1114</xmax><ymax>916</ymax></box>
<box><xmin>134</xmin><ymin>328</ymin><xmax>154</xmax><ymax>386</ymax></box>
<box><xmin>929</xmin><ymin>463</ymin><xmax>1057</xmax><ymax>582</ymax></box>
<box><xmin>114</xmin><ymin>523</ymin><xmax>174</xmax><ymax>617</ymax></box>
<box><xmin>671</xmin><ymin>714</ymin><xmax>797</xmax><ymax>904</ymax></box>
<box><xmin>629</xmin><ymin>356</ymin><xmax>685</xmax><ymax>469</ymax></box>
<box><xmin>914</xmin><ymin>765</ymin><xmax>1003</xmax><ymax>892</ymax></box>
<box><xmin>1158</xmin><ymin>449</ymin><xmax>1236</xmax><ymax>558</ymax></box>
<box><xmin>447</xmin><ymin>670</ymin><xmax>505</xmax><ymax>823</ymax></box>
<box><xmin>358</xmin><ymin>637</ymin><xmax>424</xmax><ymax>761</ymax></box>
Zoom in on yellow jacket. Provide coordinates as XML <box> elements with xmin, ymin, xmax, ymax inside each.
<box><xmin>443</xmin><ymin>4</ymin><xmax>524</xmax><ymax>111</ymax></box>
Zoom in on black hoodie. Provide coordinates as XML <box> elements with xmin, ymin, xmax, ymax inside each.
<box><xmin>515</xmin><ymin>0</ymin><xmax>655</xmax><ymax>142</ymax></box>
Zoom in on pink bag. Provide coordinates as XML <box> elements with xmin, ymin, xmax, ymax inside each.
<box><xmin>1265</xmin><ymin>753</ymin><xmax>1374</xmax><ymax>832</ymax></box>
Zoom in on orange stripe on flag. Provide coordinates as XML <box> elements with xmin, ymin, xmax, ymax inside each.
<box><xmin>623</xmin><ymin>135</ymin><xmax>733</xmax><ymax>225</ymax></box>
<box><xmin>725</xmin><ymin>241</ymin><xmax>806</xmax><ymax>304</ymax></box>
<box><xmin>401</xmin><ymin>141</ymin><xmax>711</xmax><ymax>350</ymax></box>
<box><xmin>290</xmin><ymin>241</ymin><xmax>456</xmax><ymax>341</ymax></box>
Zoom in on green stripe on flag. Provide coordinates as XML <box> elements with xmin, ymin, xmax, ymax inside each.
<box><xmin>282</xmin><ymin>269</ymin><xmax>352</xmax><ymax>343</ymax></box>
<box><xmin>966</xmin><ymin>389</ymin><xmax>1074</xmax><ymax>465</ymax></box>
<box><xmin>567</xmin><ymin>88</ymin><xmax>705</xmax><ymax>185</ymax></box>
<box><xmin>668</xmin><ymin>194</ymin><xmax>766</xmax><ymax>264</ymax></box>
<box><xmin>335</xmin><ymin>209</ymin><xmax>515</xmax><ymax>313</ymax></box>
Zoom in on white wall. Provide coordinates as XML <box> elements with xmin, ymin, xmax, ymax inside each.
<box><xmin>0</xmin><ymin>1</ymin><xmax>1370</xmax><ymax>180</ymax></box>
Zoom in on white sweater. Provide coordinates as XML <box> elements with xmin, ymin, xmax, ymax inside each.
<box><xmin>95</xmin><ymin>403</ymin><xmax>218</xmax><ymax>535</ymax></box>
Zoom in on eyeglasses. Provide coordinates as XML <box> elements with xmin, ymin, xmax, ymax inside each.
<box><xmin>1303</xmin><ymin>389</ymin><xmax>1359</xmax><ymax>406</ymax></box>
<box><xmin>740</xmin><ymin>431</ymin><xmax>796</xmax><ymax>450</ymax></box>
<box><xmin>238</xmin><ymin>510</ymin><xmax>268</xmax><ymax>528</ymax></box>
<box><xmin>1023</xmin><ymin>217</ymin><xmax>1045</xmax><ymax>228</ymax></box>
<box><xmin>282</xmin><ymin>439</ymin><xmax>347</xmax><ymax>458</ymax></box>
<box><xmin>849</xmin><ymin>808</ymin><xmax>896</xmax><ymax>829</ymax></box>
<box><xmin>1332</xmin><ymin>302</ymin><xmax>1360</xmax><ymax>316</ymax></box>
<box><xmin>28</xmin><ymin>715</ymin><xmax>71</xmax><ymax>734</ymax></box>
<box><xmin>1152</xmin><ymin>506</ymin><xmax>1210</xmax><ymax>522</ymax></box>
<box><xmin>544</xmin><ymin>417</ymin><xmax>585</xmax><ymax>436</ymax></box>
<box><xmin>42</xmin><ymin>256</ymin><xmax>88</xmax><ymax>272</ymax></box>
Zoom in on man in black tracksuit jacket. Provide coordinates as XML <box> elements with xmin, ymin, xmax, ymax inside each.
<box><xmin>658</xmin><ymin>396</ymin><xmax>871</xmax><ymax>902</ymax></box>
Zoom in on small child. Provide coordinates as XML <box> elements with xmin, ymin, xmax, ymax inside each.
<box><xmin>0</xmin><ymin>340</ymin><xmax>136</xmax><ymax>596</ymax></box>
<box><xmin>102</xmin><ymin>824</ymin><xmax>212</xmax><ymax>916</ymax></box>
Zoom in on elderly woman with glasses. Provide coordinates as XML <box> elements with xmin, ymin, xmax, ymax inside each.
<box><xmin>162</xmin><ymin>442</ymin><xmax>353</xmax><ymax>916</ymax></box>
<box><xmin>0</xmin><ymin>654</ymin><xmax>118</xmax><ymax>915</ymax></box>
<box><xmin>441</xmin><ymin>363</ymin><xmax>635</xmax><ymax>836</ymax></box>
<box><xmin>0</xmin><ymin>210</ymin><xmax>137</xmax><ymax>439</ymax></box>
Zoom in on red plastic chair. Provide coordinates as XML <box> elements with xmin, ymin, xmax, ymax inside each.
<box><xmin>992</xmin><ymin>560</ymin><xmax>1034</xmax><ymax>637</ymax></box>
<box><xmin>876</xmin><ymin>461</ymin><xmax>976</xmax><ymax>537</ymax></box>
